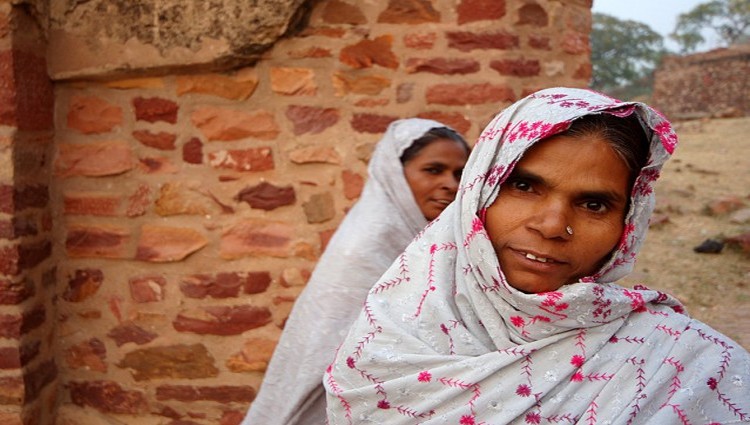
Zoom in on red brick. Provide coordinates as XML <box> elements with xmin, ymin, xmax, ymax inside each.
<box><xmin>14</xmin><ymin>184</ymin><xmax>48</xmax><ymax>210</ymax></box>
<box><xmin>173</xmin><ymin>305</ymin><xmax>272</xmax><ymax>335</ymax></box>
<box><xmin>192</xmin><ymin>107</ymin><xmax>279</xmax><ymax>141</ymax></box>
<box><xmin>107</xmin><ymin>323</ymin><xmax>157</xmax><ymax>347</ymax></box>
<box><xmin>135</xmin><ymin>225</ymin><xmax>207</xmax><ymax>263</ymax></box>
<box><xmin>332</xmin><ymin>72</ymin><xmax>390</xmax><ymax>96</ymax></box>
<box><xmin>321</xmin><ymin>0</ymin><xmax>366</xmax><ymax>24</ymax></box>
<box><xmin>56</xmin><ymin>141</ymin><xmax>134</xmax><ymax>177</ymax></box>
<box><xmin>270</xmin><ymin>67</ymin><xmax>317</xmax><ymax>96</ymax></box>
<box><xmin>221</xmin><ymin>411</ymin><xmax>245</xmax><ymax>425</ymax></box>
<box><xmin>377</xmin><ymin>0</ymin><xmax>440</xmax><ymax>24</ymax></box>
<box><xmin>182</xmin><ymin>138</ymin><xmax>203</xmax><ymax>164</ymax></box>
<box><xmin>351</xmin><ymin>113</ymin><xmax>398</xmax><ymax>133</ymax></box>
<box><xmin>220</xmin><ymin>220</ymin><xmax>293</xmax><ymax>259</ymax></box>
<box><xmin>490</xmin><ymin>58</ymin><xmax>541</xmax><ymax>77</ymax></box>
<box><xmin>208</xmin><ymin>147</ymin><xmax>274</xmax><ymax>172</ymax></box>
<box><xmin>340</xmin><ymin>35</ymin><xmax>398</xmax><ymax>69</ymax></box>
<box><xmin>0</xmin><ymin>245</ymin><xmax>19</xmax><ymax>276</ymax></box>
<box><xmin>289</xmin><ymin>146</ymin><xmax>341</xmax><ymax>164</ymax></box>
<box><xmin>180</xmin><ymin>272</ymin><xmax>271</xmax><ymax>299</ymax></box>
<box><xmin>447</xmin><ymin>31</ymin><xmax>519</xmax><ymax>51</ymax></box>
<box><xmin>156</xmin><ymin>385</ymin><xmax>255</xmax><ymax>403</ymax></box>
<box><xmin>129</xmin><ymin>275</ymin><xmax>166</xmax><ymax>303</ymax></box>
<box><xmin>528</xmin><ymin>35</ymin><xmax>551</xmax><ymax>50</ymax></box>
<box><xmin>574</xmin><ymin>63</ymin><xmax>592</xmax><ymax>81</ymax></box>
<box><xmin>66</xmin><ymin>95</ymin><xmax>122</xmax><ymax>134</ymax></box>
<box><xmin>0</xmin><ymin>184</ymin><xmax>13</xmax><ymax>213</ymax></box>
<box><xmin>0</xmin><ymin>278</ymin><xmax>33</xmax><ymax>305</ymax></box>
<box><xmin>23</xmin><ymin>359</ymin><xmax>56</xmax><ymax>405</ymax></box>
<box><xmin>397</xmin><ymin>83</ymin><xmax>414</xmax><ymax>103</ymax></box>
<box><xmin>63</xmin><ymin>194</ymin><xmax>119</xmax><ymax>216</ymax></box>
<box><xmin>69</xmin><ymin>381</ymin><xmax>148</xmax><ymax>414</ymax></box>
<box><xmin>235</xmin><ymin>182</ymin><xmax>295</xmax><ymax>211</ymax></box>
<box><xmin>403</xmin><ymin>32</ymin><xmax>437</xmax><ymax>49</ymax></box>
<box><xmin>416</xmin><ymin>111</ymin><xmax>471</xmax><ymax>136</ymax></box>
<box><xmin>457</xmin><ymin>0</ymin><xmax>505</xmax><ymax>24</ymax></box>
<box><xmin>118</xmin><ymin>344</ymin><xmax>218</xmax><ymax>381</ymax></box>
<box><xmin>62</xmin><ymin>269</ymin><xmax>104</xmax><ymax>302</ymax></box>
<box><xmin>133</xmin><ymin>97</ymin><xmax>178</xmax><ymax>124</ymax></box>
<box><xmin>20</xmin><ymin>305</ymin><xmax>45</xmax><ymax>335</ymax></box>
<box><xmin>244</xmin><ymin>272</ymin><xmax>272</xmax><ymax>294</ymax></box>
<box><xmin>426</xmin><ymin>83</ymin><xmax>516</xmax><ymax>105</ymax></box>
<box><xmin>176</xmin><ymin>73</ymin><xmax>258</xmax><ymax>100</ymax></box>
<box><xmin>342</xmin><ymin>170</ymin><xmax>364</xmax><ymax>200</ymax></box>
<box><xmin>9</xmin><ymin>51</ymin><xmax>54</xmax><ymax>131</ymax></box>
<box><xmin>0</xmin><ymin>341</ymin><xmax>38</xmax><ymax>369</ymax></box>
<box><xmin>405</xmin><ymin>58</ymin><xmax>479</xmax><ymax>75</ymax></box>
<box><xmin>65</xmin><ymin>338</ymin><xmax>107</xmax><ymax>372</ymax></box>
<box><xmin>288</xmin><ymin>47</ymin><xmax>332</xmax><ymax>59</ymax></box>
<box><xmin>517</xmin><ymin>3</ymin><xmax>548</xmax><ymax>26</ymax></box>
<box><xmin>0</xmin><ymin>375</ymin><xmax>23</xmax><ymax>405</ymax></box>
<box><xmin>138</xmin><ymin>156</ymin><xmax>178</xmax><ymax>174</ymax></box>
<box><xmin>132</xmin><ymin>130</ymin><xmax>177</xmax><ymax>150</ymax></box>
<box><xmin>286</xmin><ymin>105</ymin><xmax>340</xmax><ymax>135</ymax></box>
<box><xmin>562</xmin><ymin>31</ymin><xmax>590</xmax><ymax>54</ymax></box>
<box><xmin>126</xmin><ymin>184</ymin><xmax>151</xmax><ymax>217</ymax></box>
<box><xmin>300</xmin><ymin>27</ymin><xmax>346</xmax><ymax>38</ymax></box>
<box><xmin>0</xmin><ymin>51</ymin><xmax>16</xmax><ymax>127</ymax></box>
<box><xmin>65</xmin><ymin>225</ymin><xmax>130</xmax><ymax>259</ymax></box>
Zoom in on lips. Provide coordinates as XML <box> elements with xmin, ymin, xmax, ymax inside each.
<box><xmin>513</xmin><ymin>248</ymin><xmax>565</xmax><ymax>265</ymax></box>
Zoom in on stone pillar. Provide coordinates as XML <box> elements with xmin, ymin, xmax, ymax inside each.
<box><xmin>0</xmin><ymin>4</ymin><xmax>57</xmax><ymax>425</ymax></box>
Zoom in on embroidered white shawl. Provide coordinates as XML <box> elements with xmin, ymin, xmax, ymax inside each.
<box><xmin>324</xmin><ymin>88</ymin><xmax>750</xmax><ymax>425</ymax></box>
<box><xmin>242</xmin><ymin>118</ymin><xmax>452</xmax><ymax>425</ymax></box>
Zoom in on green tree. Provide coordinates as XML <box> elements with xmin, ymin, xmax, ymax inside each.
<box><xmin>671</xmin><ymin>0</ymin><xmax>750</xmax><ymax>53</ymax></box>
<box><xmin>590</xmin><ymin>13</ymin><xmax>666</xmax><ymax>95</ymax></box>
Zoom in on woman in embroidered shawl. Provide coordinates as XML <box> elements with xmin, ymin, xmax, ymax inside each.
<box><xmin>242</xmin><ymin>118</ymin><xmax>469</xmax><ymax>425</ymax></box>
<box><xmin>324</xmin><ymin>87</ymin><xmax>750</xmax><ymax>424</ymax></box>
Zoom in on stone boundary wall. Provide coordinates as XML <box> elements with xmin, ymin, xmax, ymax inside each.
<box><xmin>3</xmin><ymin>0</ymin><xmax>592</xmax><ymax>424</ymax></box>
<box><xmin>653</xmin><ymin>44</ymin><xmax>750</xmax><ymax>120</ymax></box>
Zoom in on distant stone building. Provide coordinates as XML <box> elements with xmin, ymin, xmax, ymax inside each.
<box><xmin>653</xmin><ymin>44</ymin><xmax>750</xmax><ymax>120</ymax></box>
<box><xmin>0</xmin><ymin>0</ymin><xmax>592</xmax><ymax>423</ymax></box>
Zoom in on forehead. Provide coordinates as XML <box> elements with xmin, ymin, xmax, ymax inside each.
<box><xmin>410</xmin><ymin>138</ymin><xmax>468</xmax><ymax>163</ymax></box>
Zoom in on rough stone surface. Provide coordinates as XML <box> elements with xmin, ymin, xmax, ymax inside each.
<box><xmin>107</xmin><ymin>323</ymin><xmax>158</xmax><ymax>347</ymax></box>
<box><xmin>155</xmin><ymin>183</ymin><xmax>213</xmax><ymax>216</ymax></box>
<box><xmin>0</xmin><ymin>278</ymin><xmax>33</xmax><ymax>305</ymax></box>
<box><xmin>68</xmin><ymin>381</ymin><xmax>148</xmax><ymax>414</ymax></box>
<box><xmin>302</xmin><ymin>192</ymin><xmax>336</xmax><ymax>224</ymax></box>
<box><xmin>155</xmin><ymin>385</ymin><xmax>255</xmax><ymax>403</ymax></box>
<box><xmin>340</xmin><ymin>35</ymin><xmax>398</xmax><ymax>69</ymax></box>
<box><xmin>561</xmin><ymin>31</ymin><xmax>589</xmax><ymax>55</ymax></box>
<box><xmin>66</xmin><ymin>95</ymin><xmax>123</xmax><ymax>134</ymax></box>
<box><xmin>132</xmin><ymin>130</ymin><xmax>177</xmax><ymax>150</ymax></box>
<box><xmin>220</xmin><ymin>220</ymin><xmax>293</xmax><ymax>259</ymax></box>
<box><xmin>65</xmin><ymin>338</ymin><xmax>107</xmax><ymax>372</ymax></box>
<box><xmin>426</xmin><ymin>83</ymin><xmax>516</xmax><ymax>105</ymax></box>
<box><xmin>193</xmin><ymin>107</ymin><xmax>279</xmax><ymax>141</ymax></box>
<box><xmin>65</xmin><ymin>225</ymin><xmax>130</xmax><ymax>259</ymax></box>
<box><xmin>56</xmin><ymin>141</ymin><xmax>134</xmax><ymax>177</ymax></box>
<box><xmin>129</xmin><ymin>275</ymin><xmax>167</xmax><ymax>303</ymax></box>
<box><xmin>321</xmin><ymin>0</ymin><xmax>366</xmax><ymax>25</ymax></box>
<box><xmin>332</xmin><ymin>72</ymin><xmax>391</xmax><ymax>96</ymax></box>
<box><xmin>342</xmin><ymin>169</ymin><xmax>364</xmax><ymax>200</ymax></box>
<box><xmin>135</xmin><ymin>225</ymin><xmax>207</xmax><ymax>262</ymax></box>
<box><xmin>288</xmin><ymin>146</ymin><xmax>341</xmax><ymax>164</ymax></box>
<box><xmin>208</xmin><ymin>147</ymin><xmax>275</xmax><ymax>172</ymax></box>
<box><xmin>446</xmin><ymin>31</ymin><xmax>519</xmax><ymax>51</ymax></box>
<box><xmin>377</xmin><ymin>0</ymin><xmax>440</xmax><ymax>24</ymax></box>
<box><xmin>133</xmin><ymin>97</ymin><xmax>178</xmax><ymax>124</ymax></box>
<box><xmin>126</xmin><ymin>184</ymin><xmax>151</xmax><ymax>217</ymax></box>
<box><xmin>176</xmin><ymin>71</ymin><xmax>258</xmax><ymax>100</ymax></box>
<box><xmin>117</xmin><ymin>344</ymin><xmax>218</xmax><ymax>381</ymax></box>
<box><xmin>351</xmin><ymin>113</ymin><xmax>398</xmax><ymax>133</ymax></box>
<box><xmin>490</xmin><ymin>58</ymin><xmax>541</xmax><ymax>77</ymax></box>
<box><xmin>270</xmin><ymin>67</ymin><xmax>317</xmax><ymax>96</ymax></box>
<box><xmin>172</xmin><ymin>306</ymin><xmax>272</xmax><ymax>335</ymax></box>
<box><xmin>517</xmin><ymin>3</ymin><xmax>548</xmax><ymax>26</ymax></box>
<box><xmin>457</xmin><ymin>0</ymin><xmax>505</xmax><ymax>24</ymax></box>
<box><xmin>47</xmin><ymin>0</ymin><xmax>309</xmax><ymax>79</ymax></box>
<box><xmin>182</xmin><ymin>138</ymin><xmax>203</xmax><ymax>164</ymax></box>
<box><xmin>235</xmin><ymin>182</ymin><xmax>296</xmax><ymax>211</ymax></box>
<box><xmin>405</xmin><ymin>57</ymin><xmax>480</xmax><ymax>75</ymax></box>
<box><xmin>285</xmin><ymin>105</ymin><xmax>340</xmax><ymax>135</ymax></box>
<box><xmin>63</xmin><ymin>193</ymin><xmax>120</xmax><ymax>216</ymax></box>
<box><xmin>403</xmin><ymin>32</ymin><xmax>436</xmax><ymax>49</ymax></box>
<box><xmin>62</xmin><ymin>269</ymin><xmax>104</xmax><ymax>302</ymax></box>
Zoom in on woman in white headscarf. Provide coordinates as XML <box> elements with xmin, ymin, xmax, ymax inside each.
<box><xmin>325</xmin><ymin>87</ymin><xmax>750</xmax><ymax>424</ymax></box>
<box><xmin>242</xmin><ymin>118</ymin><xmax>470</xmax><ymax>425</ymax></box>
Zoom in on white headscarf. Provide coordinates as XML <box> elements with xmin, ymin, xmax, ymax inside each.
<box><xmin>242</xmin><ymin>118</ymin><xmax>458</xmax><ymax>425</ymax></box>
<box><xmin>324</xmin><ymin>88</ymin><xmax>750</xmax><ymax>424</ymax></box>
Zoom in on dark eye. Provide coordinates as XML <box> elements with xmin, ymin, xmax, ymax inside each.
<box><xmin>583</xmin><ymin>200</ymin><xmax>608</xmax><ymax>213</ymax></box>
<box><xmin>511</xmin><ymin>179</ymin><xmax>532</xmax><ymax>192</ymax></box>
<box><xmin>453</xmin><ymin>168</ymin><xmax>463</xmax><ymax>180</ymax></box>
<box><xmin>424</xmin><ymin>166</ymin><xmax>442</xmax><ymax>175</ymax></box>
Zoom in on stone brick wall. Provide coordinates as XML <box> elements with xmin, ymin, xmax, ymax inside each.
<box><xmin>0</xmin><ymin>4</ymin><xmax>57</xmax><ymax>424</ymax></box>
<box><xmin>6</xmin><ymin>0</ymin><xmax>592</xmax><ymax>424</ymax></box>
<box><xmin>653</xmin><ymin>44</ymin><xmax>750</xmax><ymax>120</ymax></box>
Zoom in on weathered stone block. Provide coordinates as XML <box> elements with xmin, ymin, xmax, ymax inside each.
<box><xmin>117</xmin><ymin>344</ymin><xmax>218</xmax><ymax>381</ymax></box>
<box><xmin>457</xmin><ymin>0</ymin><xmax>505</xmax><ymax>24</ymax></box>
<box><xmin>0</xmin><ymin>375</ymin><xmax>23</xmax><ymax>405</ymax></box>
<box><xmin>63</xmin><ymin>193</ymin><xmax>120</xmax><ymax>216</ymax></box>
<box><xmin>128</xmin><ymin>275</ymin><xmax>166</xmax><ymax>303</ymax></box>
<box><xmin>447</xmin><ymin>31</ymin><xmax>519</xmax><ymax>51</ymax></box>
<box><xmin>342</xmin><ymin>169</ymin><xmax>364</xmax><ymax>200</ymax></box>
<box><xmin>138</xmin><ymin>156</ymin><xmax>178</xmax><ymax>174</ymax></box>
<box><xmin>155</xmin><ymin>183</ymin><xmax>212</xmax><ymax>216</ymax></box>
<box><xmin>286</xmin><ymin>105</ymin><xmax>340</xmax><ymax>135</ymax></box>
<box><xmin>192</xmin><ymin>107</ymin><xmax>279</xmax><ymax>141</ymax></box>
<box><xmin>172</xmin><ymin>306</ymin><xmax>272</xmax><ymax>335</ymax></box>
<box><xmin>340</xmin><ymin>35</ymin><xmax>398</xmax><ymax>69</ymax></box>
<box><xmin>62</xmin><ymin>269</ymin><xmax>104</xmax><ymax>302</ymax></box>
<box><xmin>351</xmin><ymin>113</ymin><xmax>398</xmax><ymax>133</ymax></box>
<box><xmin>65</xmin><ymin>338</ymin><xmax>107</xmax><ymax>372</ymax></box>
<box><xmin>235</xmin><ymin>182</ymin><xmax>296</xmax><ymax>211</ymax></box>
<box><xmin>176</xmin><ymin>71</ymin><xmax>258</xmax><ymax>100</ymax></box>
<box><xmin>0</xmin><ymin>278</ymin><xmax>33</xmax><ymax>305</ymax></box>
<box><xmin>66</xmin><ymin>95</ymin><xmax>122</xmax><ymax>134</ymax></box>
<box><xmin>321</xmin><ymin>0</ymin><xmax>366</xmax><ymax>25</ymax></box>
<box><xmin>66</xmin><ymin>225</ymin><xmax>130</xmax><ymax>259</ymax></box>
<box><xmin>377</xmin><ymin>0</ymin><xmax>440</xmax><ymax>24</ymax></box>
<box><xmin>288</xmin><ymin>146</ymin><xmax>341</xmax><ymax>164</ymax></box>
<box><xmin>517</xmin><ymin>3</ymin><xmax>547</xmax><ymax>26</ymax></box>
<box><xmin>270</xmin><ymin>67</ymin><xmax>317</xmax><ymax>96</ymax></box>
<box><xmin>490</xmin><ymin>59</ymin><xmax>541</xmax><ymax>77</ymax></box>
<box><xmin>303</xmin><ymin>192</ymin><xmax>335</xmax><ymax>224</ymax></box>
<box><xmin>135</xmin><ymin>225</ymin><xmax>207</xmax><ymax>262</ymax></box>
<box><xmin>107</xmin><ymin>323</ymin><xmax>157</xmax><ymax>347</ymax></box>
<box><xmin>68</xmin><ymin>381</ymin><xmax>148</xmax><ymax>414</ymax></box>
<box><xmin>405</xmin><ymin>58</ymin><xmax>480</xmax><ymax>75</ymax></box>
<box><xmin>208</xmin><ymin>147</ymin><xmax>274</xmax><ymax>172</ymax></box>
<box><xmin>182</xmin><ymin>138</ymin><xmax>203</xmax><ymax>164</ymax></box>
<box><xmin>132</xmin><ymin>130</ymin><xmax>177</xmax><ymax>150</ymax></box>
<box><xmin>220</xmin><ymin>220</ymin><xmax>293</xmax><ymax>259</ymax></box>
<box><xmin>332</xmin><ymin>72</ymin><xmax>391</xmax><ymax>96</ymax></box>
<box><xmin>403</xmin><ymin>32</ymin><xmax>437</xmax><ymax>49</ymax></box>
<box><xmin>416</xmin><ymin>111</ymin><xmax>471</xmax><ymax>136</ymax></box>
<box><xmin>126</xmin><ymin>184</ymin><xmax>151</xmax><ymax>217</ymax></box>
<box><xmin>56</xmin><ymin>141</ymin><xmax>134</xmax><ymax>177</ymax></box>
<box><xmin>133</xmin><ymin>97</ymin><xmax>178</xmax><ymax>124</ymax></box>
<box><xmin>528</xmin><ymin>35</ymin><xmax>551</xmax><ymax>50</ymax></box>
<box><xmin>561</xmin><ymin>31</ymin><xmax>589</xmax><ymax>54</ymax></box>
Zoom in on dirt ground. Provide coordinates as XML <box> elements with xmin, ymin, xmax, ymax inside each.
<box><xmin>619</xmin><ymin>116</ymin><xmax>750</xmax><ymax>349</ymax></box>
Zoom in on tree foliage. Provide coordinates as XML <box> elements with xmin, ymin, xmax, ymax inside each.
<box><xmin>671</xmin><ymin>0</ymin><xmax>750</xmax><ymax>53</ymax></box>
<box><xmin>590</xmin><ymin>13</ymin><xmax>666</xmax><ymax>93</ymax></box>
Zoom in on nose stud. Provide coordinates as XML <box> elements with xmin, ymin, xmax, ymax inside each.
<box><xmin>565</xmin><ymin>225</ymin><xmax>574</xmax><ymax>236</ymax></box>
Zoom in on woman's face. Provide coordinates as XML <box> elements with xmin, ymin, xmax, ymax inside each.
<box><xmin>403</xmin><ymin>138</ymin><xmax>469</xmax><ymax>221</ymax></box>
<box><xmin>485</xmin><ymin>134</ymin><xmax>631</xmax><ymax>293</ymax></box>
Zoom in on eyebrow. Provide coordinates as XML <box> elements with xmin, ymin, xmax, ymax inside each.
<box><xmin>509</xmin><ymin>167</ymin><xmax>627</xmax><ymax>205</ymax></box>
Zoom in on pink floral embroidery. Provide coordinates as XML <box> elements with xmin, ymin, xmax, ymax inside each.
<box><xmin>571</xmin><ymin>355</ymin><xmax>585</xmax><ymax>368</ymax></box>
<box><xmin>525</xmin><ymin>412</ymin><xmax>541</xmax><ymax>424</ymax></box>
<box><xmin>346</xmin><ymin>357</ymin><xmax>355</xmax><ymax>368</ymax></box>
<box><xmin>418</xmin><ymin>371</ymin><xmax>432</xmax><ymax>382</ymax></box>
<box><xmin>654</xmin><ymin>122</ymin><xmax>677</xmax><ymax>154</ymax></box>
<box><xmin>511</xmin><ymin>316</ymin><xmax>525</xmax><ymax>327</ymax></box>
<box><xmin>460</xmin><ymin>415</ymin><xmax>476</xmax><ymax>425</ymax></box>
<box><xmin>377</xmin><ymin>399</ymin><xmax>390</xmax><ymax>409</ymax></box>
<box><xmin>516</xmin><ymin>384</ymin><xmax>532</xmax><ymax>397</ymax></box>
<box><xmin>571</xmin><ymin>372</ymin><xmax>584</xmax><ymax>382</ymax></box>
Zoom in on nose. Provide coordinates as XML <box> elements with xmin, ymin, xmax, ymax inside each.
<box><xmin>527</xmin><ymin>199</ymin><xmax>571</xmax><ymax>240</ymax></box>
<box><xmin>442</xmin><ymin>172</ymin><xmax>460</xmax><ymax>194</ymax></box>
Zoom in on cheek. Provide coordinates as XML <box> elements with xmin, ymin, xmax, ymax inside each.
<box><xmin>580</xmin><ymin>222</ymin><xmax>624</xmax><ymax>268</ymax></box>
